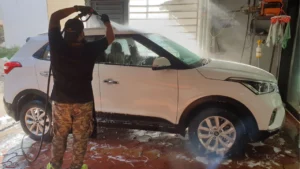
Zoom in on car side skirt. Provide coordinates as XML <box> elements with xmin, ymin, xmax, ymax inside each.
<box><xmin>95</xmin><ymin>112</ymin><xmax>184</xmax><ymax>135</ymax></box>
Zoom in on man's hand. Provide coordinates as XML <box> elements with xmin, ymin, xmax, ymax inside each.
<box><xmin>74</xmin><ymin>5</ymin><xmax>94</xmax><ymax>15</ymax></box>
<box><xmin>101</xmin><ymin>14</ymin><xmax>110</xmax><ymax>24</ymax></box>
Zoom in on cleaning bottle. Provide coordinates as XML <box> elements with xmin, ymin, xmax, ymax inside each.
<box><xmin>256</xmin><ymin>40</ymin><xmax>262</xmax><ymax>67</ymax></box>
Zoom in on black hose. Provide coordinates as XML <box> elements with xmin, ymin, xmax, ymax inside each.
<box><xmin>21</xmin><ymin>64</ymin><xmax>52</xmax><ymax>163</ymax></box>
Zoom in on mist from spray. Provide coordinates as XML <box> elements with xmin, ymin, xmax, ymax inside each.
<box><xmin>87</xmin><ymin>15</ymin><xmax>137</xmax><ymax>32</ymax></box>
<box><xmin>86</xmin><ymin>14</ymin><xmax>201</xmax><ymax>55</ymax></box>
<box><xmin>205</xmin><ymin>1</ymin><xmax>257</xmax><ymax>64</ymax></box>
<box><xmin>85</xmin><ymin>1</ymin><xmax>245</xmax><ymax>62</ymax></box>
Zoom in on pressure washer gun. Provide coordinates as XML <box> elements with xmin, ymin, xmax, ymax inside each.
<box><xmin>74</xmin><ymin>5</ymin><xmax>100</xmax><ymax>22</ymax></box>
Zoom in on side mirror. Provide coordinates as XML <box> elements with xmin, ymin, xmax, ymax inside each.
<box><xmin>152</xmin><ymin>57</ymin><xmax>171</xmax><ymax>70</ymax></box>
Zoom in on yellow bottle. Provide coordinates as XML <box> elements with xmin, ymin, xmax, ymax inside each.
<box><xmin>256</xmin><ymin>40</ymin><xmax>262</xmax><ymax>58</ymax></box>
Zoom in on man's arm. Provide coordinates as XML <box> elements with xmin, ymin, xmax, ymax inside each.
<box><xmin>100</xmin><ymin>14</ymin><xmax>115</xmax><ymax>45</ymax></box>
<box><xmin>49</xmin><ymin>7</ymin><xmax>76</xmax><ymax>30</ymax></box>
<box><xmin>105</xmin><ymin>22</ymin><xmax>115</xmax><ymax>45</ymax></box>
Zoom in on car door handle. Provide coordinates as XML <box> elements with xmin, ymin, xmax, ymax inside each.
<box><xmin>103</xmin><ymin>79</ymin><xmax>119</xmax><ymax>84</ymax></box>
<box><xmin>40</xmin><ymin>71</ymin><xmax>50</xmax><ymax>77</ymax></box>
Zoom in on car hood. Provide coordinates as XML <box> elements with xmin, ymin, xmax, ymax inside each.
<box><xmin>197</xmin><ymin>59</ymin><xmax>277</xmax><ymax>82</ymax></box>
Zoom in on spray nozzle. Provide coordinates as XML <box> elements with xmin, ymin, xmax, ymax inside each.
<box><xmin>77</xmin><ymin>10</ymin><xmax>99</xmax><ymax>22</ymax></box>
<box><xmin>92</xmin><ymin>10</ymin><xmax>99</xmax><ymax>16</ymax></box>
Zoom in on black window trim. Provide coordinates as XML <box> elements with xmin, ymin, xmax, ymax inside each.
<box><xmin>32</xmin><ymin>34</ymin><xmax>190</xmax><ymax>70</ymax></box>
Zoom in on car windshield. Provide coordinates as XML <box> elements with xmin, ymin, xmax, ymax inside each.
<box><xmin>145</xmin><ymin>34</ymin><xmax>202</xmax><ymax>66</ymax></box>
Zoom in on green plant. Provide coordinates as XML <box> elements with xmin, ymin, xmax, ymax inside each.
<box><xmin>0</xmin><ymin>26</ymin><xmax>4</xmax><ymax>44</ymax></box>
<box><xmin>0</xmin><ymin>46</ymin><xmax>19</xmax><ymax>60</ymax></box>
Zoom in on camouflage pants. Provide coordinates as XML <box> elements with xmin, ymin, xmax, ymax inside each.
<box><xmin>50</xmin><ymin>101</ymin><xmax>94</xmax><ymax>169</ymax></box>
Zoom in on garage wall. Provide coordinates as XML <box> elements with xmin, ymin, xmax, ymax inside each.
<box><xmin>0</xmin><ymin>0</ymin><xmax>49</xmax><ymax>47</ymax></box>
<box><xmin>90</xmin><ymin>0</ymin><xmax>129</xmax><ymax>25</ymax></box>
<box><xmin>199</xmin><ymin>0</ymin><xmax>280</xmax><ymax>75</ymax></box>
<box><xmin>47</xmin><ymin>0</ymin><xmax>85</xmax><ymax>28</ymax></box>
<box><xmin>287</xmin><ymin>7</ymin><xmax>300</xmax><ymax>114</ymax></box>
<box><xmin>128</xmin><ymin>0</ymin><xmax>200</xmax><ymax>53</ymax></box>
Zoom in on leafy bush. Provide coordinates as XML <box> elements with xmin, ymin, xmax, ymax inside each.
<box><xmin>0</xmin><ymin>26</ymin><xmax>4</xmax><ymax>44</ymax></box>
<box><xmin>0</xmin><ymin>47</ymin><xmax>19</xmax><ymax>60</ymax></box>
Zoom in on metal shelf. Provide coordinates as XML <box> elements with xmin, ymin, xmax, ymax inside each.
<box><xmin>255</xmin><ymin>16</ymin><xmax>272</xmax><ymax>20</ymax></box>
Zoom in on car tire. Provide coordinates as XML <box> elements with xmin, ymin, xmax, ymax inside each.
<box><xmin>20</xmin><ymin>100</ymin><xmax>52</xmax><ymax>142</ymax></box>
<box><xmin>188</xmin><ymin>106</ymin><xmax>246</xmax><ymax>157</ymax></box>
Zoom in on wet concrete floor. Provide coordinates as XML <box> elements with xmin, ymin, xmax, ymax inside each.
<box><xmin>0</xmin><ymin>121</ymin><xmax>299</xmax><ymax>169</ymax></box>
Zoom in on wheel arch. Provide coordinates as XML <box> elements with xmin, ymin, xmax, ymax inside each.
<box><xmin>178</xmin><ymin>95</ymin><xmax>260</xmax><ymax>141</ymax></box>
<box><xmin>12</xmin><ymin>89</ymin><xmax>49</xmax><ymax>121</ymax></box>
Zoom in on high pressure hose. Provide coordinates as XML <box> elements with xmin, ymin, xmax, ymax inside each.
<box><xmin>21</xmin><ymin>11</ymin><xmax>100</xmax><ymax>163</ymax></box>
<box><xmin>21</xmin><ymin>63</ymin><xmax>52</xmax><ymax>163</ymax></box>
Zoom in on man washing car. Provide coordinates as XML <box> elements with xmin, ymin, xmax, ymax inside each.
<box><xmin>47</xmin><ymin>6</ymin><xmax>114</xmax><ymax>169</ymax></box>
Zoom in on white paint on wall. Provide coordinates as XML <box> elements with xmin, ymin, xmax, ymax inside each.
<box><xmin>0</xmin><ymin>0</ymin><xmax>48</xmax><ymax>47</ymax></box>
<box><xmin>47</xmin><ymin>0</ymin><xmax>85</xmax><ymax>28</ymax></box>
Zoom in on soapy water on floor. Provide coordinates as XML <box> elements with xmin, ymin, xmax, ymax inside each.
<box><xmin>0</xmin><ymin>124</ymin><xmax>298</xmax><ymax>169</ymax></box>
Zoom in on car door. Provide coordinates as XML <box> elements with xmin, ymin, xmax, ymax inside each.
<box><xmin>99</xmin><ymin>36</ymin><xmax>178</xmax><ymax>123</ymax></box>
<box><xmin>34</xmin><ymin>43</ymin><xmax>101</xmax><ymax>111</ymax></box>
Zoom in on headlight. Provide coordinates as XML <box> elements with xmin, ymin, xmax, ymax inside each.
<box><xmin>228</xmin><ymin>78</ymin><xmax>279</xmax><ymax>95</ymax></box>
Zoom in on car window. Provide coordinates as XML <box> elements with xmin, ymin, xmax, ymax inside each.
<box><xmin>146</xmin><ymin>34</ymin><xmax>202</xmax><ymax>67</ymax></box>
<box><xmin>33</xmin><ymin>43</ymin><xmax>47</xmax><ymax>59</ymax></box>
<box><xmin>105</xmin><ymin>39</ymin><xmax>130</xmax><ymax>56</ymax></box>
<box><xmin>43</xmin><ymin>45</ymin><xmax>51</xmax><ymax>60</ymax></box>
<box><xmin>104</xmin><ymin>37</ymin><xmax>159</xmax><ymax>67</ymax></box>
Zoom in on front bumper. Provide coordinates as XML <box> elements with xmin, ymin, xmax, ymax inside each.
<box><xmin>3</xmin><ymin>97</ymin><xmax>17</xmax><ymax>120</ymax></box>
<box><xmin>268</xmin><ymin>105</ymin><xmax>286</xmax><ymax>131</ymax></box>
<box><xmin>250</xmin><ymin>92</ymin><xmax>286</xmax><ymax>131</ymax></box>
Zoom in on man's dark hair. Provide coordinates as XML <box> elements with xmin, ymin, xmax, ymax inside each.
<box><xmin>64</xmin><ymin>19</ymin><xmax>84</xmax><ymax>43</ymax></box>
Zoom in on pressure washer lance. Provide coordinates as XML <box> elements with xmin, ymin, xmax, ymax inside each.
<box><xmin>21</xmin><ymin>11</ymin><xmax>100</xmax><ymax>163</ymax></box>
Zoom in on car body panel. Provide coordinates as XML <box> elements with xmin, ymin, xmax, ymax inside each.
<box><xmin>176</xmin><ymin>68</ymin><xmax>283</xmax><ymax>130</ymax></box>
<box><xmin>4</xmin><ymin>40</ymin><xmax>41</xmax><ymax>104</ymax></box>
<box><xmin>99</xmin><ymin>64</ymin><xmax>178</xmax><ymax>123</ymax></box>
<box><xmin>197</xmin><ymin>59</ymin><xmax>276</xmax><ymax>82</ymax></box>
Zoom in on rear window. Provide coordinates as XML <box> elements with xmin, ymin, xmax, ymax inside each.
<box><xmin>33</xmin><ymin>43</ymin><xmax>47</xmax><ymax>59</ymax></box>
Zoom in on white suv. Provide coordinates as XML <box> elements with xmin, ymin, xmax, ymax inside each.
<box><xmin>3</xmin><ymin>27</ymin><xmax>285</xmax><ymax>157</ymax></box>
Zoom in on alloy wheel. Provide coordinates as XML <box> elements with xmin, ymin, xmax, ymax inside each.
<box><xmin>25</xmin><ymin>107</ymin><xmax>50</xmax><ymax>136</ymax></box>
<box><xmin>197</xmin><ymin>116</ymin><xmax>236</xmax><ymax>155</ymax></box>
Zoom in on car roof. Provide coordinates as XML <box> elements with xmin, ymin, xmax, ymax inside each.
<box><xmin>31</xmin><ymin>26</ymin><xmax>142</xmax><ymax>42</ymax></box>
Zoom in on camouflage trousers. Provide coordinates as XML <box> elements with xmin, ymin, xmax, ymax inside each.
<box><xmin>50</xmin><ymin>101</ymin><xmax>94</xmax><ymax>169</ymax></box>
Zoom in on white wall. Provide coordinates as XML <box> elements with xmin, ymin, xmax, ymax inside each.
<box><xmin>47</xmin><ymin>0</ymin><xmax>85</xmax><ymax>28</ymax></box>
<box><xmin>0</xmin><ymin>0</ymin><xmax>48</xmax><ymax>47</ymax></box>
